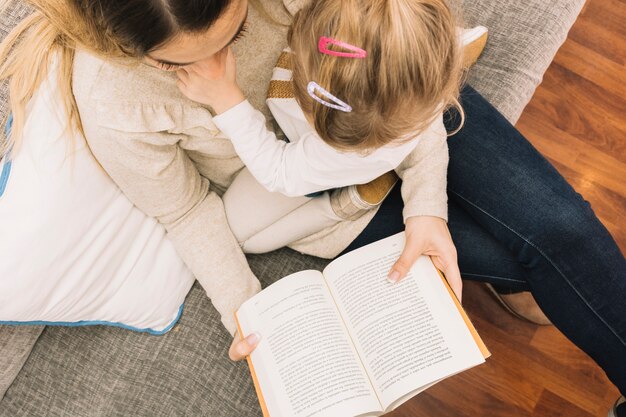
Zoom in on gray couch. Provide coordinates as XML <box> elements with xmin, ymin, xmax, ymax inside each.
<box><xmin>0</xmin><ymin>0</ymin><xmax>586</xmax><ymax>415</ymax></box>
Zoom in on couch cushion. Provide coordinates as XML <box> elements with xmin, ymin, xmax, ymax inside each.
<box><xmin>463</xmin><ymin>0</ymin><xmax>586</xmax><ymax>123</ymax></box>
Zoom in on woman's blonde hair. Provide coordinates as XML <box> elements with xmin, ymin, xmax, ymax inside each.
<box><xmin>0</xmin><ymin>0</ymin><xmax>245</xmax><ymax>157</ymax></box>
<box><xmin>288</xmin><ymin>0</ymin><xmax>464</xmax><ymax>152</ymax></box>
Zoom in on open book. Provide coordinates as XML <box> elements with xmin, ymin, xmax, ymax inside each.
<box><xmin>236</xmin><ymin>232</ymin><xmax>490</xmax><ymax>417</ymax></box>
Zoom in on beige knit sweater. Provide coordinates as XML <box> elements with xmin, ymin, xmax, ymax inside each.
<box><xmin>71</xmin><ymin>0</ymin><xmax>448</xmax><ymax>335</ymax></box>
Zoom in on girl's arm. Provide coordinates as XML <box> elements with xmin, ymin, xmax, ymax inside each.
<box><xmin>177</xmin><ymin>48</ymin><xmax>395</xmax><ymax>197</ymax></box>
<box><xmin>83</xmin><ymin>104</ymin><xmax>261</xmax><ymax>335</ymax></box>
<box><xmin>212</xmin><ymin>100</ymin><xmax>394</xmax><ymax>196</ymax></box>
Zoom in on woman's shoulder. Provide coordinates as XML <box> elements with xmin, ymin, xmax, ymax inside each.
<box><xmin>72</xmin><ymin>49</ymin><xmax>218</xmax><ymax>137</ymax></box>
<box><xmin>73</xmin><ymin>49</ymin><xmax>188</xmax><ymax>106</ymax></box>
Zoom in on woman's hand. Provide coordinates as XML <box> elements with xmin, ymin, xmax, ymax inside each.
<box><xmin>176</xmin><ymin>47</ymin><xmax>245</xmax><ymax>114</ymax></box>
<box><xmin>228</xmin><ymin>331</ymin><xmax>261</xmax><ymax>361</ymax></box>
<box><xmin>388</xmin><ymin>216</ymin><xmax>463</xmax><ymax>302</ymax></box>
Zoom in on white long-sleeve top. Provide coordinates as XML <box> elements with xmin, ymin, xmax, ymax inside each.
<box><xmin>213</xmin><ymin>64</ymin><xmax>447</xmax><ymax>198</ymax></box>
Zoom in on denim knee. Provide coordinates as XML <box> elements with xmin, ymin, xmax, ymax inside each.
<box><xmin>539</xmin><ymin>196</ymin><xmax>601</xmax><ymax>252</ymax></box>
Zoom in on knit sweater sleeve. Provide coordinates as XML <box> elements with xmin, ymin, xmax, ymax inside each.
<box><xmin>81</xmin><ymin>101</ymin><xmax>261</xmax><ymax>335</ymax></box>
<box><xmin>394</xmin><ymin>115</ymin><xmax>449</xmax><ymax>222</ymax></box>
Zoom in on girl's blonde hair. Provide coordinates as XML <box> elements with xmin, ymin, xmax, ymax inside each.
<box><xmin>288</xmin><ymin>0</ymin><xmax>464</xmax><ymax>152</ymax></box>
<box><xmin>0</xmin><ymin>0</ymin><xmax>245</xmax><ymax>157</ymax></box>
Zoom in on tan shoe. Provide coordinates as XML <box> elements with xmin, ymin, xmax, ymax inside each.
<box><xmin>485</xmin><ymin>283</ymin><xmax>552</xmax><ymax>326</ymax></box>
<box><xmin>460</xmin><ymin>26</ymin><xmax>489</xmax><ymax>68</ymax></box>
<box><xmin>356</xmin><ymin>172</ymin><xmax>399</xmax><ymax>205</ymax></box>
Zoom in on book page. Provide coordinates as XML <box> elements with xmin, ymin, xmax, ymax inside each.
<box><xmin>237</xmin><ymin>270</ymin><xmax>382</xmax><ymax>417</ymax></box>
<box><xmin>323</xmin><ymin>233</ymin><xmax>486</xmax><ymax>410</ymax></box>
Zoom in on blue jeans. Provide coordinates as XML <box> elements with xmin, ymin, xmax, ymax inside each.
<box><xmin>344</xmin><ymin>85</ymin><xmax>626</xmax><ymax>394</ymax></box>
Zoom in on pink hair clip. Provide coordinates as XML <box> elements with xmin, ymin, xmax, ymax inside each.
<box><xmin>318</xmin><ymin>37</ymin><xmax>367</xmax><ymax>59</ymax></box>
<box><xmin>307</xmin><ymin>81</ymin><xmax>352</xmax><ymax>113</ymax></box>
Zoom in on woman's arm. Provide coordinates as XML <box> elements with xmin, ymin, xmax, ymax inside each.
<box><xmin>394</xmin><ymin>116</ymin><xmax>449</xmax><ymax>222</ymax></box>
<box><xmin>389</xmin><ymin>117</ymin><xmax>462</xmax><ymax>301</ymax></box>
<box><xmin>84</xmin><ymin>118</ymin><xmax>261</xmax><ymax>335</ymax></box>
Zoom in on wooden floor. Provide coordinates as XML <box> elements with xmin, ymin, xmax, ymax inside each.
<box><xmin>390</xmin><ymin>0</ymin><xmax>625</xmax><ymax>416</ymax></box>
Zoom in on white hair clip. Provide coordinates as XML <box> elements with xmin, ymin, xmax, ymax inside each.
<box><xmin>307</xmin><ymin>81</ymin><xmax>352</xmax><ymax>113</ymax></box>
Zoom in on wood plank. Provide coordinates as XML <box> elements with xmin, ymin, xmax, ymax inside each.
<box><xmin>530</xmin><ymin>64</ymin><xmax>626</xmax><ymax>157</ymax></box>
<box><xmin>579</xmin><ymin>0</ymin><xmax>626</xmax><ymax>38</ymax></box>
<box><xmin>568</xmin><ymin>17</ymin><xmax>626</xmax><ymax>65</ymax></box>
<box><xmin>533</xmin><ymin>390</ymin><xmax>595</xmax><ymax>417</ymax></box>
<box><xmin>553</xmin><ymin>40</ymin><xmax>626</xmax><ymax>100</ymax></box>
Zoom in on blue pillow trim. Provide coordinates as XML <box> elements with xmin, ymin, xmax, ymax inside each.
<box><xmin>0</xmin><ymin>114</ymin><xmax>13</xmax><ymax>198</ymax></box>
<box><xmin>0</xmin><ymin>303</ymin><xmax>185</xmax><ymax>336</ymax></box>
<box><xmin>0</xmin><ymin>159</ymin><xmax>10</xmax><ymax>197</ymax></box>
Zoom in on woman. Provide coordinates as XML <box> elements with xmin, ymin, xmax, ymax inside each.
<box><xmin>0</xmin><ymin>0</ymin><xmax>624</xmax><ymax>413</ymax></box>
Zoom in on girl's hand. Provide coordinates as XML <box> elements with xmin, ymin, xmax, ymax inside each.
<box><xmin>176</xmin><ymin>47</ymin><xmax>245</xmax><ymax>114</ymax></box>
<box><xmin>229</xmin><ymin>331</ymin><xmax>261</xmax><ymax>361</ymax></box>
<box><xmin>388</xmin><ymin>216</ymin><xmax>463</xmax><ymax>302</ymax></box>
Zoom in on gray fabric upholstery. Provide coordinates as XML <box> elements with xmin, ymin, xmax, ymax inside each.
<box><xmin>3</xmin><ymin>287</ymin><xmax>259</xmax><ymax>416</ymax></box>
<box><xmin>463</xmin><ymin>0</ymin><xmax>586</xmax><ymax>123</ymax></box>
<box><xmin>0</xmin><ymin>250</ymin><xmax>328</xmax><ymax>416</ymax></box>
<box><xmin>0</xmin><ymin>0</ymin><xmax>585</xmax><ymax>414</ymax></box>
<box><xmin>0</xmin><ymin>326</ymin><xmax>43</xmax><ymax>399</ymax></box>
<box><xmin>0</xmin><ymin>1</ymin><xmax>33</xmax><ymax>130</ymax></box>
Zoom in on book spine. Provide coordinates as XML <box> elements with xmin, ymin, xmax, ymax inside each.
<box><xmin>235</xmin><ymin>312</ymin><xmax>272</xmax><ymax>417</ymax></box>
<box><xmin>433</xmin><ymin>264</ymin><xmax>491</xmax><ymax>358</ymax></box>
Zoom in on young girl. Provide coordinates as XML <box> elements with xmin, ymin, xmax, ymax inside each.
<box><xmin>177</xmin><ymin>0</ymin><xmax>468</xmax><ymax>258</ymax></box>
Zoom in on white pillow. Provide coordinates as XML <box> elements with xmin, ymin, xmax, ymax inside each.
<box><xmin>0</xmin><ymin>60</ymin><xmax>194</xmax><ymax>334</ymax></box>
